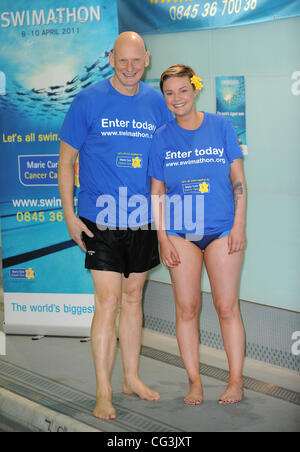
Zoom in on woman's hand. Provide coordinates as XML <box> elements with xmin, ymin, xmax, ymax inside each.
<box><xmin>159</xmin><ymin>237</ymin><xmax>181</xmax><ymax>268</ymax></box>
<box><xmin>228</xmin><ymin>224</ymin><xmax>246</xmax><ymax>255</ymax></box>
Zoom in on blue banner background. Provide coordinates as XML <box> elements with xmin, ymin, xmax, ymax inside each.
<box><xmin>0</xmin><ymin>0</ymin><xmax>119</xmax><ymax>295</ymax></box>
<box><xmin>118</xmin><ymin>0</ymin><xmax>300</xmax><ymax>34</ymax></box>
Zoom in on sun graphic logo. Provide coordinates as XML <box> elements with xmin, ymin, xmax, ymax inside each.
<box><xmin>25</xmin><ymin>268</ymin><xmax>36</xmax><ymax>280</ymax></box>
<box><xmin>199</xmin><ymin>182</ymin><xmax>209</xmax><ymax>194</ymax></box>
<box><xmin>132</xmin><ymin>156</ymin><xmax>142</xmax><ymax>168</ymax></box>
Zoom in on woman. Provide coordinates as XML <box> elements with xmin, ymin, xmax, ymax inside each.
<box><xmin>149</xmin><ymin>65</ymin><xmax>247</xmax><ymax>405</ymax></box>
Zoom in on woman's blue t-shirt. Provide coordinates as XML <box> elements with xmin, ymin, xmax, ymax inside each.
<box><xmin>148</xmin><ymin>113</ymin><xmax>243</xmax><ymax>236</ymax></box>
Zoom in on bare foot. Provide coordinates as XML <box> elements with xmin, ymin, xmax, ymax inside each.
<box><xmin>218</xmin><ymin>379</ymin><xmax>244</xmax><ymax>405</ymax></box>
<box><xmin>93</xmin><ymin>393</ymin><xmax>117</xmax><ymax>420</ymax></box>
<box><xmin>184</xmin><ymin>379</ymin><xmax>203</xmax><ymax>405</ymax></box>
<box><xmin>123</xmin><ymin>377</ymin><xmax>160</xmax><ymax>401</ymax></box>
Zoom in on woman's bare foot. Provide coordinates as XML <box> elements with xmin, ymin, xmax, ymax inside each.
<box><xmin>123</xmin><ymin>376</ymin><xmax>160</xmax><ymax>401</ymax></box>
<box><xmin>218</xmin><ymin>379</ymin><xmax>244</xmax><ymax>405</ymax></box>
<box><xmin>93</xmin><ymin>391</ymin><xmax>117</xmax><ymax>420</ymax></box>
<box><xmin>184</xmin><ymin>378</ymin><xmax>203</xmax><ymax>405</ymax></box>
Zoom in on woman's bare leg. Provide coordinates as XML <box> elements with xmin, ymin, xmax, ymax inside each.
<box><xmin>204</xmin><ymin>237</ymin><xmax>245</xmax><ymax>404</ymax></box>
<box><xmin>168</xmin><ymin>236</ymin><xmax>204</xmax><ymax>405</ymax></box>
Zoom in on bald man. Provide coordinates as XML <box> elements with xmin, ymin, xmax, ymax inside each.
<box><xmin>58</xmin><ymin>32</ymin><xmax>172</xmax><ymax>420</ymax></box>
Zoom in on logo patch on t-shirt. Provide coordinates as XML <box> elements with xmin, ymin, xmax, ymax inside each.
<box><xmin>116</xmin><ymin>153</ymin><xmax>143</xmax><ymax>169</ymax></box>
<box><xmin>182</xmin><ymin>179</ymin><xmax>210</xmax><ymax>194</ymax></box>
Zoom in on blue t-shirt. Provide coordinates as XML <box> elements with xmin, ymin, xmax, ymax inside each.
<box><xmin>59</xmin><ymin>79</ymin><xmax>172</xmax><ymax>227</ymax></box>
<box><xmin>149</xmin><ymin>113</ymin><xmax>243</xmax><ymax>236</ymax></box>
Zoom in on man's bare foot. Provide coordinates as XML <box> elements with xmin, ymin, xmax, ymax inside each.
<box><xmin>184</xmin><ymin>379</ymin><xmax>203</xmax><ymax>405</ymax></box>
<box><xmin>93</xmin><ymin>393</ymin><xmax>117</xmax><ymax>420</ymax></box>
<box><xmin>218</xmin><ymin>379</ymin><xmax>244</xmax><ymax>405</ymax></box>
<box><xmin>123</xmin><ymin>377</ymin><xmax>160</xmax><ymax>401</ymax></box>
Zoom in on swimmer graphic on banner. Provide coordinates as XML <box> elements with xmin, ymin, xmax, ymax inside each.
<box><xmin>0</xmin><ymin>71</ymin><xmax>6</xmax><ymax>95</ymax></box>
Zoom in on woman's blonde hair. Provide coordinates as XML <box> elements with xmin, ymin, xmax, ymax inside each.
<box><xmin>160</xmin><ymin>64</ymin><xmax>196</xmax><ymax>93</ymax></box>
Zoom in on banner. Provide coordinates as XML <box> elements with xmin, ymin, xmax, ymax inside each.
<box><xmin>216</xmin><ymin>76</ymin><xmax>248</xmax><ymax>155</ymax></box>
<box><xmin>118</xmin><ymin>0</ymin><xmax>300</xmax><ymax>34</ymax></box>
<box><xmin>0</xmin><ymin>0</ymin><xmax>119</xmax><ymax>336</ymax></box>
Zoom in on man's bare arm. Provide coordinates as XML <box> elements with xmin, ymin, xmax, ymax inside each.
<box><xmin>58</xmin><ymin>140</ymin><xmax>94</xmax><ymax>251</ymax></box>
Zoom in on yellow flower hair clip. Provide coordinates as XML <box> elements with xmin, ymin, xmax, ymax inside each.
<box><xmin>190</xmin><ymin>75</ymin><xmax>203</xmax><ymax>91</ymax></box>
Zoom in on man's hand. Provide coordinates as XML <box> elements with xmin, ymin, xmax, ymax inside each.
<box><xmin>66</xmin><ymin>216</ymin><xmax>94</xmax><ymax>252</ymax></box>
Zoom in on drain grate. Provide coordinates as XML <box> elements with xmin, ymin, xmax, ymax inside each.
<box><xmin>0</xmin><ymin>359</ymin><xmax>181</xmax><ymax>433</ymax></box>
<box><xmin>140</xmin><ymin>345</ymin><xmax>300</xmax><ymax>406</ymax></box>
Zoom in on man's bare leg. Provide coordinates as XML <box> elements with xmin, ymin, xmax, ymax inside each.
<box><xmin>119</xmin><ymin>272</ymin><xmax>160</xmax><ymax>401</ymax></box>
<box><xmin>90</xmin><ymin>270</ymin><xmax>122</xmax><ymax>419</ymax></box>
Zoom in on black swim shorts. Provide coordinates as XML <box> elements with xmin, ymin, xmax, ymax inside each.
<box><xmin>80</xmin><ymin>217</ymin><xmax>160</xmax><ymax>278</ymax></box>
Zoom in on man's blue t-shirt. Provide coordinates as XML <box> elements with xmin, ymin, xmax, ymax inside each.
<box><xmin>59</xmin><ymin>79</ymin><xmax>172</xmax><ymax>227</ymax></box>
<box><xmin>148</xmin><ymin>113</ymin><xmax>243</xmax><ymax>236</ymax></box>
